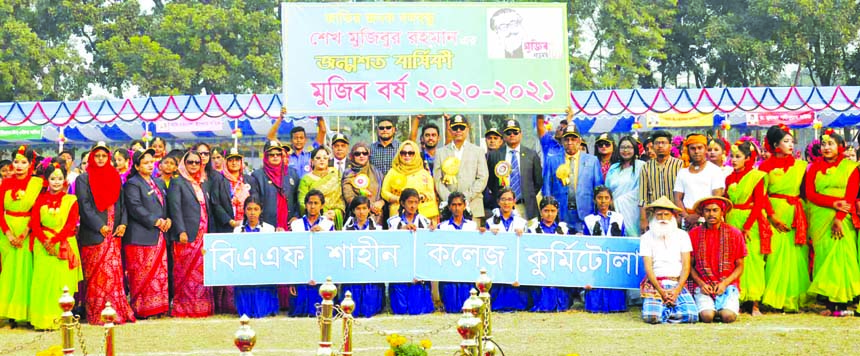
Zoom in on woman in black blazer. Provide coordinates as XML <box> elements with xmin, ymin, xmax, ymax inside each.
<box><xmin>167</xmin><ymin>150</ymin><xmax>214</xmax><ymax>318</ymax></box>
<box><xmin>124</xmin><ymin>148</ymin><xmax>171</xmax><ymax>319</ymax></box>
<box><xmin>74</xmin><ymin>141</ymin><xmax>135</xmax><ymax>325</ymax></box>
<box><xmin>194</xmin><ymin>142</ymin><xmax>235</xmax><ymax>234</ymax></box>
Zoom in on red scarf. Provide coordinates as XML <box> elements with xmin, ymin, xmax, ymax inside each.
<box><xmin>86</xmin><ymin>148</ymin><xmax>122</xmax><ymax>212</ymax></box>
<box><xmin>758</xmin><ymin>155</ymin><xmax>795</xmax><ymax>173</ymax></box>
<box><xmin>724</xmin><ymin>165</ymin><xmax>752</xmax><ymax>190</ymax></box>
<box><xmin>263</xmin><ymin>158</ymin><xmax>289</xmax><ymax>230</ymax></box>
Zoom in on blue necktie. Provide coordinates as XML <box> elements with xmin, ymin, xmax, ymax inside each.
<box><xmin>510</xmin><ymin>150</ymin><xmax>521</xmax><ymax>197</ymax></box>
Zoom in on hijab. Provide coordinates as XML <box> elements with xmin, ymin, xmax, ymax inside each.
<box><xmin>86</xmin><ymin>147</ymin><xmax>122</xmax><ymax>212</ymax></box>
<box><xmin>391</xmin><ymin>140</ymin><xmax>425</xmax><ymax>176</ymax></box>
<box><xmin>178</xmin><ymin>151</ymin><xmax>205</xmax><ymax>185</ymax></box>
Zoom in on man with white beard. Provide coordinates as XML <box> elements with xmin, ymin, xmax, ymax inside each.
<box><xmin>639</xmin><ymin>196</ymin><xmax>699</xmax><ymax>324</ymax></box>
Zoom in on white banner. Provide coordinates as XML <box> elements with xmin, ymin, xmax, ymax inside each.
<box><xmin>155</xmin><ymin>117</ymin><xmax>225</xmax><ymax>133</ymax></box>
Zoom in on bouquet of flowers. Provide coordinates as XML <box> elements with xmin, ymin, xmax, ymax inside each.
<box><xmin>384</xmin><ymin>334</ymin><xmax>432</xmax><ymax>356</ymax></box>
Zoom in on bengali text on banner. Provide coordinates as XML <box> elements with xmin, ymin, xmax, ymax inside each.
<box><xmin>744</xmin><ymin>110</ymin><xmax>816</xmax><ymax>127</ymax></box>
<box><xmin>281</xmin><ymin>2</ymin><xmax>571</xmax><ymax>115</ymax></box>
<box><xmin>203</xmin><ymin>230</ymin><xmax>643</xmax><ymax>289</ymax></box>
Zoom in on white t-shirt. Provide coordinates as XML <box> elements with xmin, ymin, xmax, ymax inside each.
<box><xmin>673</xmin><ymin>161</ymin><xmax>725</xmax><ymax>209</ymax></box>
<box><xmin>438</xmin><ymin>217</ymin><xmax>478</xmax><ymax>231</ymax></box>
<box><xmin>485</xmin><ymin>213</ymin><xmax>528</xmax><ymax>232</ymax></box>
<box><xmin>234</xmin><ymin>222</ymin><xmax>276</xmax><ymax>233</ymax></box>
<box><xmin>639</xmin><ymin>228</ymin><xmax>693</xmax><ymax>278</ymax></box>
<box><xmin>289</xmin><ymin>216</ymin><xmax>335</xmax><ymax>232</ymax></box>
<box><xmin>387</xmin><ymin>214</ymin><xmax>432</xmax><ymax>230</ymax></box>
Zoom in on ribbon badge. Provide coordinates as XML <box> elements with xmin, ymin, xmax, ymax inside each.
<box><xmin>353</xmin><ymin>173</ymin><xmax>370</xmax><ymax>196</ymax></box>
<box><xmin>441</xmin><ymin>157</ymin><xmax>460</xmax><ymax>185</ymax></box>
<box><xmin>495</xmin><ymin>161</ymin><xmax>512</xmax><ymax>188</ymax></box>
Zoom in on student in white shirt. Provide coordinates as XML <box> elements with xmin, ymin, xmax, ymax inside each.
<box><xmin>343</xmin><ymin>195</ymin><xmax>381</xmax><ymax>231</ymax></box>
<box><xmin>288</xmin><ymin>189</ymin><xmax>333</xmax><ymax>317</ymax></box>
<box><xmin>437</xmin><ymin>192</ymin><xmax>478</xmax><ymax>313</ymax></box>
<box><xmin>481</xmin><ymin>188</ymin><xmax>529</xmax><ymax>311</ymax></box>
<box><xmin>387</xmin><ymin>188</ymin><xmax>434</xmax><ymax>231</ymax></box>
<box><xmin>289</xmin><ymin>189</ymin><xmax>335</xmax><ymax>233</ymax></box>
<box><xmin>482</xmin><ymin>188</ymin><xmax>528</xmax><ymax>235</ymax></box>
<box><xmin>438</xmin><ymin>192</ymin><xmax>479</xmax><ymax>231</ymax></box>
<box><xmin>233</xmin><ymin>196</ymin><xmax>278</xmax><ymax>318</ymax></box>
<box><xmin>386</xmin><ymin>188</ymin><xmax>434</xmax><ymax>314</ymax></box>
<box><xmin>340</xmin><ymin>195</ymin><xmax>384</xmax><ymax>317</ymax></box>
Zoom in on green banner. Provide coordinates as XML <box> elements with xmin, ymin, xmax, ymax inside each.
<box><xmin>0</xmin><ymin>125</ymin><xmax>43</xmax><ymax>140</ymax></box>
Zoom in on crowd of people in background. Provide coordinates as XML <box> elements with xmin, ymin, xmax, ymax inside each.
<box><xmin>1</xmin><ymin>107</ymin><xmax>860</xmax><ymax>329</ymax></box>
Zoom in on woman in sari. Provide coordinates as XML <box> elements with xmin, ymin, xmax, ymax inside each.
<box><xmin>251</xmin><ymin>140</ymin><xmax>299</xmax><ymax>231</ymax></box>
<box><xmin>804</xmin><ymin>129</ymin><xmax>860</xmax><ymax>315</ymax></box>
<box><xmin>298</xmin><ymin>147</ymin><xmax>345</xmax><ymax>229</ymax></box>
<box><xmin>168</xmin><ymin>151</ymin><xmax>214</xmax><ymax>318</ymax></box>
<box><xmin>724</xmin><ymin>140</ymin><xmax>772</xmax><ymax>316</ymax></box>
<box><xmin>195</xmin><ymin>142</ymin><xmax>236</xmax><ymax>234</ymax></box>
<box><xmin>75</xmin><ymin>142</ymin><xmax>135</xmax><ymax>325</ymax></box>
<box><xmin>605</xmin><ymin>136</ymin><xmax>644</xmax><ymax>236</ymax></box>
<box><xmin>214</xmin><ymin>147</ymin><xmax>253</xmax><ymax>314</ymax></box>
<box><xmin>708</xmin><ymin>137</ymin><xmax>733</xmax><ymax>180</ymax></box>
<box><xmin>124</xmin><ymin>148</ymin><xmax>171</xmax><ymax>319</ymax></box>
<box><xmin>342</xmin><ymin>143</ymin><xmax>385</xmax><ymax>225</ymax></box>
<box><xmin>381</xmin><ymin>140</ymin><xmax>439</xmax><ymax>223</ymax></box>
<box><xmin>759</xmin><ymin>124</ymin><xmax>810</xmax><ymax>312</ymax></box>
<box><xmin>29</xmin><ymin>160</ymin><xmax>82</xmax><ymax>330</ymax></box>
<box><xmin>0</xmin><ymin>146</ymin><xmax>42</xmax><ymax>324</ymax></box>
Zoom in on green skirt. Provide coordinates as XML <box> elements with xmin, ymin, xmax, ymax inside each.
<box><xmin>761</xmin><ymin>228</ymin><xmax>810</xmax><ymax>312</ymax></box>
<box><xmin>29</xmin><ymin>240</ymin><xmax>83</xmax><ymax>330</ymax></box>
<box><xmin>0</xmin><ymin>235</ymin><xmax>34</xmax><ymax>321</ymax></box>
<box><xmin>807</xmin><ymin>205</ymin><xmax>860</xmax><ymax>303</ymax></box>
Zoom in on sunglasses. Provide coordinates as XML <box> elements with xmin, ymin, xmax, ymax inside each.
<box><xmin>353</xmin><ymin>151</ymin><xmax>369</xmax><ymax>157</ymax></box>
<box><xmin>504</xmin><ymin>130</ymin><xmax>520</xmax><ymax>136</ymax></box>
<box><xmin>451</xmin><ymin>125</ymin><xmax>467</xmax><ymax>132</ymax></box>
<box><xmin>197</xmin><ymin>151</ymin><xmax>211</xmax><ymax>156</ymax></box>
<box><xmin>597</xmin><ymin>141</ymin><xmax>612</xmax><ymax>148</ymax></box>
<box><xmin>378</xmin><ymin>125</ymin><xmax>393</xmax><ymax>130</ymax></box>
<box><xmin>185</xmin><ymin>160</ymin><xmax>201</xmax><ymax>165</ymax></box>
<box><xmin>400</xmin><ymin>151</ymin><xmax>416</xmax><ymax>157</ymax></box>
<box><xmin>267</xmin><ymin>152</ymin><xmax>283</xmax><ymax>157</ymax></box>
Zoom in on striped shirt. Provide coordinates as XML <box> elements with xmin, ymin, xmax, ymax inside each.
<box><xmin>639</xmin><ymin>156</ymin><xmax>683</xmax><ymax>207</ymax></box>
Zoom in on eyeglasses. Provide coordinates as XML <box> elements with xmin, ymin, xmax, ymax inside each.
<box><xmin>619</xmin><ymin>145</ymin><xmax>635</xmax><ymax>150</ymax></box>
<box><xmin>451</xmin><ymin>125</ymin><xmax>467</xmax><ymax>132</ymax></box>
<box><xmin>185</xmin><ymin>160</ymin><xmax>201</xmax><ymax>165</ymax></box>
<box><xmin>504</xmin><ymin>130</ymin><xmax>519</xmax><ymax>136</ymax></box>
<box><xmin>267</xmin><ymin>153</ymin><xmax>283</xmax><ymax>157</ymax></box>
<box><xmin>597</xmin><ymin>142</ymin><xmax>612</xmax><ymax>148</ymax></box>
<box><xmin>400</xmin><ymin>151</ymin><xmax>416</xmax><ymax>157</ymax></box>
<box><xmin>197</xmin><ymin>151</ymin><xmax>211</xmax><ymax>156</ymax></box>
<box><xmin>378</xmin><ymin>125</ymin><xmax>393</xmax><ymax>130</ymax></box>
<box><xmin>353</xmin><ymin>151</ymin><xmax>369</xmax><ymax>157</ymax></box>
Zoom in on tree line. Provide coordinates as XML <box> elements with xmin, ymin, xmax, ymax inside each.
<box><xmin>2</xmin><ymin>0</ymin><xmax>858</xmax><ymax>102</ymax></box>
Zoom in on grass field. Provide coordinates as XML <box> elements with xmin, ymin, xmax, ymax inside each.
<box><xmin>1</xmin><ymin>309</ymin><xmax>858</xmax><ymax>355</ymax></box>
